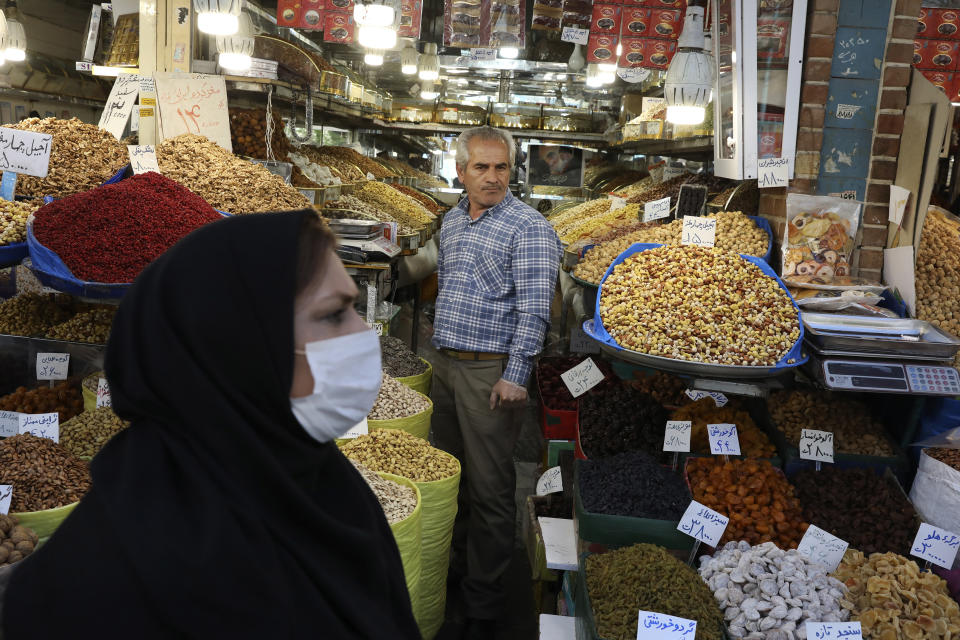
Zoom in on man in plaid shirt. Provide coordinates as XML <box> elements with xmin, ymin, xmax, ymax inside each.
<box><xmin>431</xmin><ymin>126</ymin><xmax>561</xmax><ymax>637</ymax></box>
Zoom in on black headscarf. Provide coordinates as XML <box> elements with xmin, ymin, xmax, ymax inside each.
<box><xmin>3</xmin><ymin>211</ymin><xmax>420</xmax><ymax>639</ymax></box>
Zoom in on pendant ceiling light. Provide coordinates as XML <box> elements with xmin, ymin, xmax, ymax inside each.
<box><xmin>419</xmin><ymin>42</ymin><xmax>439</xmax><ymax>81</ymax></box>
<box><xmin>499</xmin><ymin>47</ymin><xmax>518</xmax><ymax>59</ymax></box>
<box><xmin>358</xmin><ymin>24</ymin><xmax>397</xmax><ymax>49</ymax></box>
<box><xmin>585</xmin><ymin>63</ymin><xmax>603</xmax><ymax>88</ymax></box>
<box><xmin>663</xmin><ymin>3</ymin><xmax>713</xmax><ymax>125</ymax></box>
<box><xmin>400</xmin><ymin>39</ymin><xmax>418</xmax><ymax>75</ymax></box>
<box><xmin>0</xmin><ymin>12</ymin><xmax>8</xmax><ymax>67</ymax></box>
<box><xmin>354</xmin><ymin>2</ymin><xmax>395</xmax><ymax>26</ymax></box>
<box><xmin>567</xmin><ymin>43</ymin><xmax>584</xmax><ymax>73</ymax></box>
<box><xmin>364</xmin><ymin>49</ymin><xmax>385</xmax><ymax>66</ymax></box>
<box><xmin>216</xmin><ymin>10</ymin><xmax>253</xmax><ymax>72</ymax></box>
<box><xmin>420</xmin><ymin>80</ymin><xmax>438</xmax><ymax>101</ymax></box>
<box><xmin>194</xmin><ymin>0</ymin><xmax>241</xmax><ymax>36</ymax></box>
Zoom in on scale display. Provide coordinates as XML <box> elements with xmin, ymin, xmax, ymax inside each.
<box><xmin>820</xmin><ymin>359</ymin><xmax>960</xmax><ymax>395</ymax></box>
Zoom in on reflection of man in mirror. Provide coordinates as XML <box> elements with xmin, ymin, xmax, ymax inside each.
<box><xmin>538</xmin><ymin>145</ymin><xmax>575</xmax><ymax>175</ymax></box>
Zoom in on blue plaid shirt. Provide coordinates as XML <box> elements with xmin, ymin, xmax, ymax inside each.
<box><xmin>433</xmin><ymin>191</ymin><xmax>562</xmax><ymax>386</ymax></box>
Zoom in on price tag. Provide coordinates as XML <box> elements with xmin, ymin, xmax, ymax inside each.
<box><xmin>708</xmin><ymin>424</ymin><xmax>740</xmax><ymax>455</ymax></box>
<box><xmin>663</xmin><ymin>420</ymin><xmax>692</xmax><ymax>453</ymax></box>
<box><xmin>538</xmin><ymin>517</ymin><xmax>578</xmax><ymax>571</ymax></box>
<box><xmin>139</xmin><ymin>75</ymin><xmax>155</xmax><ymax>95</ymax></box>
<box><xmin>637</xmin><ymin>611</ymin><xmax>697</xmax><ymax>640</ymax></box>
<box><xmin>18</xmin><ymin>413</ymin><xmax>59</xmax><ymax>443</ymax></box>
<box><xmin>570</xmin><ymin>325</ymin><xmax>600</xmax><ymax>354</ymax></box>
<box><xmin>0</xmin><ymin>171</ymin><xmax>16</xmax><ymax>201</ymax></box>
<box><xmin>370</xmin><ymin>322</ymin><xmax>384</xmax><ymax>336</ymax></box>
<box><xmin>96</xmin><ymin>377</ymin><xmax>112</xmax><ymax>408</ymax></box>
<box><xmin>805</xmin><ymin>622</ymin><xmax>863</xmax><ymax>640</ymax></box>
<box><xmin>468</xmin><ymin>48</ymin><xmax>497</xmax><ymax>61</ymax></box>
<box><xmin>684</xmin><ymin>389</ymin><xmax>727</xmax><ymax>407</ymax></box>
<box><xmin>757</xmin><ymin>157</ymin><xmax>789</xmax><ymax>188</ymax></box>
<box><xmin>560</xmin><ymin>357</ymin><xmax>606</xmax><ymax>399</ymax></box>
<box><xmin>154</xmin><ymin>72</ymin><xmax>232</xmax><ymax>152</ymax></box>
<box><xmin>0</xmin><ymin>127</ymin><xmax>52</xmax><ymax>178</ymax></box>
<box><xmin>799</xmin><ymin>429</ymin><xmax>834</xmax><ymax>464</ymax></box>
<box><xmin>343</xmin><ymin>417</ymin><xmax>369</xmax><ymax>439</ymax></box>
<box><xmin>663</xmin><ymin>166</ymin><xmax>686</xmax><ymax>181</ymax></box>
<box><xmin>608</xmin><ymin>194</ymin><xmax>627</xmax><ymax>211</ymax></box>
<box><xmin>797</xmin><ymin>525</ymin><xmax>849</xmax><ymax>572</ymax></box>
<box><xmin>36</xmin><ymin>352</ymin><xmax>70</xmax><ymax>381</ymax></box>
<box><xmin>127</xmin><ymin>145</ymin><xmax>160</xmax><ymax>174</ymax></box>
<box><xmin>76</xmin><ymin>61</ymin><xmax>94</xmax><ymax>71</ymax></box>
<box><xmin>911</xmin><ymin>523</ymin><xmax>960</xmax><ymax>569</ymax></box>
<box><xmin>681</xmin><ymin>216</ymin><xmax>716</xmax><ymax>248</ymax></box>
<box><xmin>536</xmin><ymin>466</ymin><xmax>563</xmax><ymax>496</ymax></box>
<box><xmin>0</xmin><ymin>484</ymin><xmax>10</xmax><ymax>515</ymax></box>
<box><xmin>561</xmin><ymin>26</ymin><xmax>590</xmax><ymax>45</ymax></box>
<box><xmin>0</xmin><ymin>410</ymin><xmax>19</xmax><ymax>437</ymax></box>
<box><xmin>98</xmin><ymin>73</ymin><xmax>140</xmax><ymax>140</ymax></box>
<box><xmin>677</xmin><ymin>500</ymin><xmax>729</xmax><ymax>546</ymax></box>
<box><xmin>643</xmin><ymin>197</ymin><xmax>671</xmax><ymax>222</ymax></box>
<box><xmin>617</xmin><ymin>67</ymin><xmax>651</xmax><ymax>83</ymax></box>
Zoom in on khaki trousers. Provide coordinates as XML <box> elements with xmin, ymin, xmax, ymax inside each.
<box><xmin>430</xmin><ymin>353</ymin><xmax>523</xmax><ymax>620</ymax></box>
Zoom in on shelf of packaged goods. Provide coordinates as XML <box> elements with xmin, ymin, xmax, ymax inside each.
<box><xmin>223</xmin><ymin>78</ymin><xmax>382</xmax><ymax>127</ymax></box>
<box><xmin>614</xmin><ymin>135</ymin><xmax>714</xmax><ymax>159</ymax></box>
<box><xmin>371</xmin><ymin>119</ymin><xmax>609</xmax><ymax>144</ymax></box>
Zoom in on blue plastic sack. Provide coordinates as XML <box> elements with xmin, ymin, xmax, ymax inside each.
<box><xmin>589</xmin><ymin>242</ymin><xmax>806</xmax><ymax>370</ymax></box>
<box><xmin>0</xmin><ymin>242</ymin><xmax>27</xmax><ymax>268</ymax></box>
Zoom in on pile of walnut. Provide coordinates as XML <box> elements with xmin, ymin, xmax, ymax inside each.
<box><xmin>599</xmin><ymin>246</ymin><xmax>800</xmax><ymax>366</ymax></box>
<box><xmin>916</xmin><ymin>208</ymin><xmax>960</xmax><ymax>368</ymax></box>
<box><xmin>0</xmin><ymin>514</ymin><xmax>38</xmax><ymax>567</ymax></box>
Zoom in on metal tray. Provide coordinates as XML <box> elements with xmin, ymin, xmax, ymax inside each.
<box><xmin>802</xmin><ymin>313</ymin><xmax>960</xmax><ymax>359</ymax></box>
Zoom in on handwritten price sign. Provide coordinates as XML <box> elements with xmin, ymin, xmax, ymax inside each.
<box><xmin>343</xmin><ymin>418</ymin><xmax>369</xmax><ymax>439</ymax></box>
<box><xmin>96</xmin><ymin>378</ymin><xmax>112</xmax><ymax>408</ymax></box>
<box><xmin>677</xmin><ymin>500</ymin><xmax>729</xmax><ymax>546</ymax></box>
<box><xmin>127</xmin><ymin>145</ymin><xmax>160</xmax><ymax>175</ymax></box>
<box><xmin>536</xmin><ymin>466</ymin><xmax>563</xmax><ymax>496</ymax></box>
<box><xmin>561</xmin><ymin>26</ymin><xmax>590</xmax><ymax>45</ymax></box>
<box><xmin>637</xmin><ymin>611</ymin><xmax>697</xmax><ymax>640</ymax></box>
<box><xmin>757</xmin><ymin>157</ymin><xmax>789</xmax><ymax>189</ymax></box>
<box><xmin>154</xmin><ymin>73</ymin><xmax>232</xmax><ymax>152</ymax></box>
<box><xmin>36</xmin><ymin>352</ymin><xmax>69</xmax><ymax>381</ymax></box>
<box><xmin>98</xmin><ymin>73</ymin><xmax>140</xmax><ymax>140</ymax></box>
<box><xmin>681</xmin><ymin>216</ymin><xmax>716</xmax><ymax>248</ymax></box>
<box><xmin>911</xmin><ymin>523</ymin><xmax>960</xmax><ymax>569</ymax></box>
<box><xmin>708</xmin><ymin>423</ymin><xmax>741</xmax><ymax>456</ymax></box>
<box><xmin>560</xmin><ymin>357</ymin><xmax>606</xmax><ymax>399</ymax></box>
<box><xmin>663</xmin><ymin>421</ymin><xmax>692</xmax><ymax>453</ymax></box>
<box><xmin>799</xmin><ymin>429</ymin><xmax>834</xmax><ymax>464</ymax></box>
<box><xmin>18</xmin><ymin>413</ymin><xmax>59</xmax><ymax>443</ymax></box>
<box><xmin>797</xmin><ymin>524</ymin><xmax>849</xmax><ymax>572</ymax></box>
<box><xmin>684</xmin><ymin>389</ymin><xmax>727</xmax><ymax>407</ymax></box>
<box><xmin>0</xmin><ymin>410</ymin><xmax>18</xmax><ymax>437</ymax></box>
<box><xmin>0</xmin><ymin>484</ymin><xmax>10</xmax><ymax>515</ymax></box>
<box><xmin>0</xmin><ymin>127</ymin><xmax>52</xmax><ymax>178</ymax></box>
<box><xmin>643</xmin><ymin>197</ymin><xmax>671</xmax><ymax>222</ymax></box>
<box><xmin>805</xmin><ymin>622</ymin><xmax>862</xmax><ymax>640</ymax></box>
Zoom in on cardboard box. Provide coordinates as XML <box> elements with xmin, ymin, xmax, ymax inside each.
<box><xmin>323</xmin><ymin>12</ymin><xmax>355</xmax><ymax>42</ymax></box>
<box><xmin>649</xmin><ymin>9</ymin><xmax>683</xmax><ymax>39</ymax></box>
<box><xmin>918</xmin><ymin>8</ymin><xmax>960</xmax><ymax>40</ymax></box>
<box><xmin>590</xmin><ymin>4</ymin><xmax>622</xmax><ymax>34</ymax></box>
<box><xmin>914</xmin><ymin>39</ymin><xmax>960</xmax><ymax>71</ymax></box>
<box><xmin>621</xmin><ymin>7</ymin><xmax>652</xmax><ymax>35</ymax></box>
<box><xmin>278</xmin><ymin>0</ymin><xmax>324</xmax><ymax>29</ymax></box>
<box><xmin>586</xmin><ymin>34</ymin><xmax>619</xmax><ymax>63</ymax></box>
<box><xmin>619</xmin><ymin>36</ymin><xmax>646</xmax><ymax>66</ymax></box>
<box><xmin>642</xmin><ymin>38</ymin><xmax>677</xmax><ymax>69</ymax></box>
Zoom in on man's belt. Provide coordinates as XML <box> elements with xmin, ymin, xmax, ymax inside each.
<box><xmin>441</xmin><ymin>349</ymin><xmax>508</xmax><ymax>361</ymax></box>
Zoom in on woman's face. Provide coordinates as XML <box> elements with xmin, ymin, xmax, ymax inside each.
<box><xmin>290</xmin><ymin>250</ymin><xmax>365</xmax><ymax>398</ymax></box>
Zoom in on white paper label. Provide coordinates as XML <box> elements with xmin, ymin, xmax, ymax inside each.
<box><xmin>637</xmin><ymin>611</ymin><xmax>697</xmax><ymax>640</ymax></box>
<box><xmin>681</xmin><ymin>216</ymin><xmax>716</xmax><ymax>248</ymax></box>
<box><xmin>608</xmin><ymin>194</ymin><xmax>627</xmax><ymax>211</ymax></box>
<box><xmin>76</xmin><ymin>61</ymin><xmax>94</xmax><ymax>71</ymax></box>
<box><xmin>98</xmin><ymin>73</ymin><xmax>140</xmax><ymax>140</ymax></box>
<box><xmin>0</xmin><ymin>127</ymin><xmax>52</xmax><ymax>178</ymax></box>
<box><xmin>677</xmin><ymin>500</ymin><xmax>729</xmax><ymax>546</ymax></box>
<box><xmin>154</xmin><ymin>72</ymin><xmax>232</xmax><ymax>152</ymax></box>
<box><xmin>127</xmin><ymin>144</ymin><xmax>160</xmax><ymax>174</ymax></box>
<box><xmin>538</xmin><ymin>517</ymin><xmax>578</xmax><ymax>571</ymax></box>
<box><xmin>96</xmin><ymin>377</ymin><xmax>112</xmax><ymax>408</ymax></box>
<box><xmin>617</xmin><ymin>67</ymin><xmax>651</xmax><ymax>83</ymax></box>
<box><xmin>370</xmin><ymin>322</ymin><xmax>384</xmax><ymax>336</ymax></box>
<box><xmin>889</xmin><ymin>185</ymin><xmax>909</xmax><ymax>226</ymax></box>
<box><xmin>536</xmin><ymin>466</ymin><xmax>563</xmax><ymax>496</ymax></box>
<box><xmin>36</xmin><ymin>352</ymin><xmax>69</xmax><ymax>381</ymax></box>
<box><xmin>560</xmin><ymin>357</ymin><xmax>606</xmax><ymax>399</ymax></box>
<box><xmin>468</xmin><ymin>48</ymin><xmax>497</xmax><ymax>61</ymax></box>
<box><xmin>758</xmin><ymin>157</ymin><xmax>790</xmax><ymax>188</ymax></box>
<box><xmin>643</xmin><ymin>196</ymin><xmax>672</xmax><ymax>222</ymax></box>
<box><xmin>835</xmin><ymin>103</ymin><xmax>861</xmax><ymax>120</ymax></box>
<box><xmin>797</xmin><ymin>524</ymin><xmax>849</xmax><ymax>572</ymax></box>
<box><xmin>911</xmin><ymin>523</ymin><xmax>960</xmax><ymax>569</ymax></box>
<box><xmin>0</xmin><ymin>410</ymin><xmax>19</xmax><ymax>437</ymax></box>
<box><xmin>18</xmin><ymin>413</ymin><xmax>59</xmax><ymax>443</ymax></box>
<box><xmin>684</xmin><ymin>389</ymin><xmax>728</xmax><ymax>407</ymax></box>
<box><xmin>0</xmin><ymin>484</ymin><xmax>10</xmax><ymax>515</ymax></box>
<box><xmin>569</xmin><ymin>325</ymin><xmax>600</xmax><ymax>354</ymax></box>
<box><xmin>805</xmin><ymin>622</ymin><xmax>862</xmax><ymax>640</ymax></box>
<box><xmin>799</xmin><ymin>429</ymin><xmax>834</xmax><ymax>464</ymax></box>
<box><xmin>663</xmin><ymin>166</ymin><xmax>685</xmax><ymax>181</ymax></box>
<box><xmin>139</xmin><ymin>75</ymin><xmax>156</xmax><ymax>95</ymax></box>
<box><xmin>561</xmin><ymin>26</ymin><xmax>590</xmax><ymax>45</ymax></box>
<box><xmin>708</xmin><ymin>423</ymin><xmax>741</xmax><ymax>455</ymax></box>
<box><xmin>442</xmin><ymin>109</ymin><xmax>459</xmax><ymax>122</ymax></box>
<box><xmin>663</xmin><ymin>420</ymin><xmax>692</xmax><ymax>453</ymax></box>
<box><xmin>343</xmin><ymin>417</ymin><xmax>369</xmax><ymax>439</ymax></box>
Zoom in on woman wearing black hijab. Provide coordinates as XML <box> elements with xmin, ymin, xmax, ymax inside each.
<box><xmin>0</xmin><ymin>210</ymin><xmax>420</xmax><ymax>638</ymax></box>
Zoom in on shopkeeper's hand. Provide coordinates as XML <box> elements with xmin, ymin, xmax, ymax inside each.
<box><xmin>490</xmin><ymin>378</ymin><xmax>528</xmax><ymax>410</ymax></box>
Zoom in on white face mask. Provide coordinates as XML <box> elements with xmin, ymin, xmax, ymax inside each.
<box><xmin>290</xmin><ymin>330</ymin><xmax>382</xmax><ymax>443</ymax></box>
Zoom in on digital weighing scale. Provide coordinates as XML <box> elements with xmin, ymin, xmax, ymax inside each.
<box><xmin>802</xmin><ymin>313</ymin><xmax>960</xmax><ymax>396</ymax></box>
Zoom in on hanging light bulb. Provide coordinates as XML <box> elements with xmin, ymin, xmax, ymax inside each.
<box><xmin>216</xmin><ymin>11</ymin><xmax>253</xmax><ymax>72</ymax></box>
<box><xmin>499</xmin><ymin>47</ymin><xmax>519</xmax><ymax>59</ymax></box>
<box><xmin>364</xmin><ymin>49</ymin><xmax>385</xmax><ymax>66</ymax></box>
<box><xmin>400</xmin><ymin>40</ymin><xmax>418</xmax><ymax>75</ymax></box>
<box><xmin>357</xmin><ymin>24</ymin><xmax>397</xmax><ymax>49</ymax></box>
<box><xmin>567</xmin><ymin>43</ymin><xmax>585</xmax><ymax>72</ymax></box>
<box><xmin>194</xmin><ymin>0</ymin><xmax>241</xmax><ymax>36</ymax></box>
<box><xmin>0</xmin><ymin>12</ymin><xmax>8</xmax><ymax>67</ymax></box>
<box><xmin>419</xmin><ymin>43</ymin><xmax>439</xmax><ymax>81</ymax></box>
<box><xmin>664</xmin><ymin>4</ymin><xmax>713</xmax><ymax>125</ymax></box>
<box><xmin>420</xmin><ymin>80</ymin><xmax>438</xmax><ymax>101</ymax></box>
<box><xmin>354</xmin><ymin>2</ymin><xmax>395</xmax><ymax>26</ymax></box>
<box><xmin>585</xmin><ymin>64</ymin><xmax>603</xmax><ymax>88</ymax></box>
